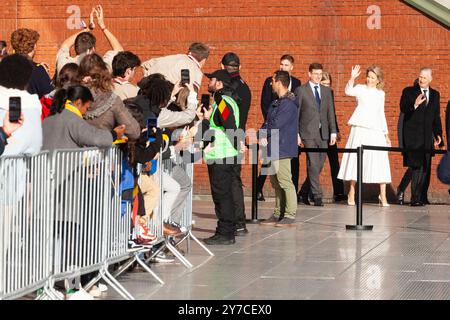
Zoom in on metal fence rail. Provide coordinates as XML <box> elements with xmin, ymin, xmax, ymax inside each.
<box><xmin>0</xmin><ymin>152</ymin><xmax>52</xmax><ymax>300</ymax></box>
<box><xmin>1</xmin><ymin>144</ymin><xmax>205</xmax><ymax>300</ymax></box>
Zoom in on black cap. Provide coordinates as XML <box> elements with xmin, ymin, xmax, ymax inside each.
<box><xmin>204</xmin><ymin>69</ymin><xmax>232</xmax><ymax>85</ymax></box>
<box><xmin>221</xmin><ymin>52</ymin><xmax>240</xmax><ymax>67</ymax></box>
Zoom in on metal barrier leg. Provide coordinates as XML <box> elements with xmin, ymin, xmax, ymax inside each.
<box><xmin>44</xmin><ymin>278</ymin><xmax>64</xmax><ymax>300</ymax></box>
<box><xmin>110</xmin><ymin>257</ymin><xmax>137</xmax><ymax>279</ymax></box>
<box><xmin>188</xmin><ymin>230</ymin><xmax>215</xmax><ymax>256</ymax></box>
<box><xmin>143</xmin><ymin>243</ymin><xmax>167</xmax><ymax>265</ymax></box>
<box><xmin>99</xmin><ymin>266</ymin><xmax>134</xmax><ymax>300</ymax></box>
<box><xmin>83</xmin><ymin>273</ymin><xmax>102</xmax><ymax>292</ymax></box>
<box><xmin>165</xmin><ymin>240</ymin><xmax>193</xmax><ymax>268</ymax></box>
<box><xmin>135</xmin><ymin>253</ymin><xmax>165</xmax><ymax>285</ymax></box>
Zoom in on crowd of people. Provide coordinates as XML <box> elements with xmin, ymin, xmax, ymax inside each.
<box><xmin>0</xmin><ymin>3</ymin><xmax>449</xmax><ymax>298</ymax></box>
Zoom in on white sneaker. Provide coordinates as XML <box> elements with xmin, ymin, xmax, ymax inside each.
<box><xmin>151</xmin><ymin>252</ymin><xmax>175</xmax><ymax>263</ymax></box>
<box><xmin>98</xmin><ymin>283</ymin><xmax>108</xmax><ymax>292</ymax></box>
<box><xmin>67</xmin><ymin>288</ymin><xmax>94</xmax><ymax>300</ymax></box>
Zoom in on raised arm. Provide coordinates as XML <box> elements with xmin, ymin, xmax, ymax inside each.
<box><xmin>60</xmin><ymin>28</ymin><xmax>89</xmax><ymax>50</ymax></box>
<box><xmin>95</xmin><ymin>5</ymin><xmax>124</xmax><ymax>52</ymax></box>
<box><xmin>345</xmin><ymin>65</ymin><xmax>361</xmax><ymax>97</ymax></box>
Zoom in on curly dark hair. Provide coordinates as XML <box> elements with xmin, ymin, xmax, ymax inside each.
<box><xmin>11</xmin><ymin>28</ymin><xmax>40</xmax><ymax>55</ymax></box>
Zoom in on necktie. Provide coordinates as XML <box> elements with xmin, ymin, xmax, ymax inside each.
<box><xmin>314</xmin><ymin>86</ymin><xmax>321</xmax><ymax>108</ymax></box>
<box><xmin>423</xmin><ymin>89</ymin><xmax>428</xmax><ymax>105</ymax></box>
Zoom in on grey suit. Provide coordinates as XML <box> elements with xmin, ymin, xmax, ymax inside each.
<box><xmin>294</xmin><ymin>83</ymin><xmax>337</xmax><ymax>199</ymax></box>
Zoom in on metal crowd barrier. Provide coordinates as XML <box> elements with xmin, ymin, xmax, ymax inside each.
<box><xmin>159</xmin><ymin>154</ymin><xmax>214</xmax><ymax>263</ymax></box>
<box><xmin>0</xmin><ymin>147</ymin><xmax>162</xmax><ymax>300</ymax></box>
<box><xmin>1</xmin><ymin>142</ymin><xmax>210</xmax><ymax>300</ymax></box>
<box><xmin>110</xmin><ymin>155</ymin><xmax>165</xmax><ymax>286</ymax></box>
<box><xmin>0</xmin><ymin>152</ymin><xmax>52</xmax><ymax>300</ymax></box>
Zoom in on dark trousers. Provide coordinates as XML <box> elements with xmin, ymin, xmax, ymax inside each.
<box><xmin>303</xmin><ymin>138</ymin><xmax>328</xmax><ymax>199</ymax></box>
<box><xmin>398</xmin><ymin>167</ymin><xmax>413</xmax><ymax>194</ymax></box>
<box><xmin>290</xmin><ymin>147</ymin><xmax>301</xmax><ymax>194</ymax></box>
<box><xmin>400</xmin><ymin>158</ymin><xmax>431</xmax><ymax>202</ymax></box>
<box><xmin>299</xmin><ymin>143</ymin><xmax>344</xmax><ymax>198</ymax></box>
<box><xmin>256</xmin><ymin>147</ymin><xmax>300</xmax><ymax>194</ymax></box>
<box><xmin>207</xmin><ymin>161</ymin><xmax>241</xmax><ymax>238</ymax></box>
<box><xmin>231</xmin><ymin>164</ymin><xmax>246</xmax><ymax>229</ymax></box>
<box><xmin>410</xmin><ymin>155</ymin><xmax>432</xmax><ymax>203</ymax></box>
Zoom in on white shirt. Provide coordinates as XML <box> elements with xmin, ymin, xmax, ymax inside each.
<box><xmin>0</xmin><ymin>86</ymin><xmax>43</xmax><ymax>156</ymax></box>
<box><xmin>345</xmin><ymin>83</ymin><xmax>388</xmax><ymax>134</ymax></box>
<box><xmin>420</xmin><ymin>87</ymin><xmax>430</xmax><ymax>105</ymax></box>
<box><xmin>309</xmin><ymin>81</ymin><xmax>321</xmax><ymax>99</ymax></box>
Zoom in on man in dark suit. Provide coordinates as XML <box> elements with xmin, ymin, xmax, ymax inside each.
<box><xmin>400</xmin><ymin>67</ymin><xmax>442</xmax><ymax>206</ymax></box>
<box><xmin>256</xmin><ymin>54</ymin><xmax>301</xmax><ymax>201</ymax></box>
<box><xmin>294</xmin><ymin>63</ymin><xmax>337</xmax><ymax>206</ymax></box>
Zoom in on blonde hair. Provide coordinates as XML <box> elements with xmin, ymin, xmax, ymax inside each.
<box><xmin>366</xmin><ymin>65</ymin><xmax>384</xmax><ymax>89</ymax></box>
<box><xmin>175</xmin><ymin>87</ymin><xmax>190</xmax><ymax>111</ymax></box>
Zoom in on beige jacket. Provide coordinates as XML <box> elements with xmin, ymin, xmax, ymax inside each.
<box><xmin>141</xmin><ymin>54</ymin><xmax>203</xmax><ymax>89</ymax></box>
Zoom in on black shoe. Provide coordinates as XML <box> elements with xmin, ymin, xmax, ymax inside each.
<box><xmin>298</xmin><ymin>194</ymin><xmax>310</xmax><ymax>205</ymax></box>
<box><xmin>421</xmin><ymin>199</ymin><xmax>430</xmax><ymax>205</ymax></box>
<box><xmin>260</xmin><ymin>215</ymin><xmax>280</xmax><ymax>226</ymax></box>
<box><xmin>333</xmin><ymin>194</ymin><xmax>348</xmax><ymax>202</ymax></box>
<box><xmin>235</xmin><ymin>227</ymin><xmax>249</xmax><ymax>236</ymax></box>
<box><xmin>275</xmin><ymin>218</ymin><xmax>296</xmax><ymax>228</ymax></box>
<box><xmin>396</xmin><ymin>190</ymin><xmax>405</xmax><ymax>205</ymax></box>
<box><xmin>257</xmin><ymin>192</ymin><xmax>265</xmax><ymax>202</ymax></box>
<box><xmin>411</xmin><ymin>201</ymin><xmax>424</xmax><ymax>207</ymax></box>
<box><xmin>203</xmin><ymin>234</ymin><xmax>235</xmax><ymax>245</ymax></box>
<box><xmin>314</xmin><ymin>198</ymin><xmax>324</xmax><ymax>207</ymax></box>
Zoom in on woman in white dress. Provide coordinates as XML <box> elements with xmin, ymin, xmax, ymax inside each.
<box><xmin>337</xmin><ymin>65</ymin><xmax>391</xmax><ymax>206</ymax></box>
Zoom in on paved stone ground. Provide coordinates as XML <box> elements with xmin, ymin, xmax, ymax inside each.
<box><xmin>103</xmin><ymin>199</ymin><xmax>450</xmax><ymax>300</ymax></box>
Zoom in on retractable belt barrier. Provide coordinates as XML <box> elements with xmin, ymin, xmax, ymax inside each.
<box><xmin>250</xmin><ymin>143</ymin><xmax>447</xmax><ymax>231</ymax></box>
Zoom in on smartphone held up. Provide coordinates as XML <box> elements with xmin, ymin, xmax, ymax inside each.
<box><xmin>201</xmin><ymin>94</ymin><xmax>210</xmax><ymax>113</ymax></box>
<box><xmin>181</xmin><ymin>69</ymin><xmax>190</xmax><ymax>86</ymax></box>
<box><xmin>9</xmin><ymin>97</ymin><xmax>21</xmax><ymax>123</ymax></box>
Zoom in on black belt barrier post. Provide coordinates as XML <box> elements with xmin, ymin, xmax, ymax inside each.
<box><xmin>346</xmin><ymin>146</ymin><xmax>373</xmax><ymax>231</ymax></box>
<box><xmin>247</xmin><ymin>143</ymin><xmax>264</xmax><ymax>224</ymax></box>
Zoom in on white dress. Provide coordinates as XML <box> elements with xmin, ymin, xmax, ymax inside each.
<box><xmin>337</xmin><ymin>84</ymin><xmax>391</xmax><ymax>183</ymax></box>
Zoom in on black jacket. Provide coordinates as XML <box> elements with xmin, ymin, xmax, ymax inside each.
<box><xmin>400</xmin><ymin>84</ymin><xmax>442</xmax><ymax>167</ymax></box>
<box><xmin>229</xmin><ymin>72</ymin><xmax>252</xmax><ymax>131</ymax></box>
<box><xmin>27</xmin><ymin>62</ymin><xmax>54</xmax><ymax>99</ymax></box>
<box><xmin>261</xmin><ymin>75</ymin><xmax>301</xmax><ymax>121</ymax></box>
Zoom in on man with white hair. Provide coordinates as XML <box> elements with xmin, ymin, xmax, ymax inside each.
<box><xmin>400</xmin><ymin>67</ymin><xmax>442</xmax><ymax>206</ymax></box>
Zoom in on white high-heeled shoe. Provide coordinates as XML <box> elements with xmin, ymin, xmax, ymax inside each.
<box><xmin>347</xmin><ymin>196</ymin><xmax>355</xmax><ymax>206</ymax></box>
<box><xmin>378</xmin><ymin>195</ymin><xmax>390</xmax><ymax>207</ymax></box>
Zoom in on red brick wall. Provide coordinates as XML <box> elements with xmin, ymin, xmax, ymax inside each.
<box><xmin>1</xmin><ymin>0</ymin><xmax>449</xmax><ymax>201</ymax></box>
